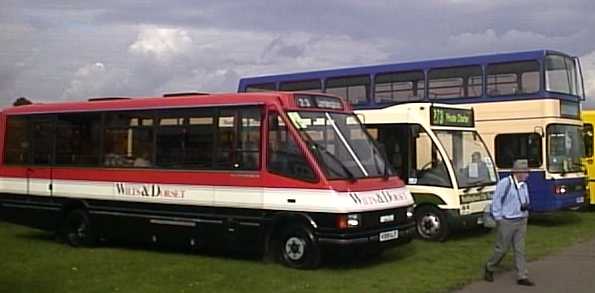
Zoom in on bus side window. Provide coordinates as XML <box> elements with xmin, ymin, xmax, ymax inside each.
<box><xmin>325</xmin><ymin>75</ymin><xmax>370</xmax><ymax>106</ymax></box>
<box><xmin>4</xmin><ymin>116</ymin><xmax>30</xmax><ymax>165</ymax></box>
<box><xmin>214</xmin><ymin>107</ymin><xmax>262</xmax><ymax>170</ymax></box>
<box><xmin>104</xmin><ymin>111</ymin><xmax>154</xmax><ymax>168</ymax></box>
<box><xmin>495</xmin><ymin>133</ymin><xmax>542</xmax><ymax>168</ymax></box>
<box><xmin>245</xmin><ymin>83</ymin><xmax>276</xmax><ymax>92</ymax></box>
<box><xmin>30</xmin><ymin>115</ymin><xmax>55</xmax><ymax>165</ymax></box>
<box><xmin>428</xmin><ymin>66</ymin><xmax>482</xmax><ymax>99</ymax></box>
<box><xmin>55</xmin><ymin>113</ymin><xmax>101</xmax><ymax>166</ymax></box>
<box><xmin>267</xmin><ymin>112</ymin><xmax>316</xmax><ymax>181</ymax></box>
<box><xmin>487</xmin><ymin>61</ymin><xmax>540</xmax><ymax>96</ymax></box>
<box><xmin>279</xmin><ymin>79</ymin><xmax>322</xmax><ymax>92</ymax></box>
<box><xmin>237</xmin><ymin>108</ymin><xmax>262</xmax><ymax>170</ymax></box>
<box><xmin>584</xmin><ymin>124</ymin><xmax>593</xmax><ymax>158</ymax></box>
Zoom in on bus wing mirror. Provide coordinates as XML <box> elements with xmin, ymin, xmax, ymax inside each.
<box><xmin>534</xmin><ymin>126</ymin><xmax>544</xmax><ymax>137</ymax></box>
<box><xmin>376</xmin><ymin>143</ymin><xmax>387</xmax><ymax>157</ymax></box>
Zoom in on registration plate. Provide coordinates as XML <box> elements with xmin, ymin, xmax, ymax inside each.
<box><xmin>379</xmin><ymin>229</ymin><xmax>399</xmax><ymax>242</ymax></box>
<box><xmin>577</xmin><ymin>197</ymin><xmax>585</xmax><ymax>203</ymax></box>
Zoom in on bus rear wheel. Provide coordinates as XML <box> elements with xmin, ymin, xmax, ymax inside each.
<box><xmin>415</xmin><ymin>206</ymin><xmax>449</xmax><ymax>241</ymax></box>
<box><xmin>62</xmin><ymin>209</ymin><xmax>97</xmax><ymax>247</ymax></box>
<box><xmin>277</xmin><ymin>224</ymin><xmax>320</xmax><ymax>269</ymax></box>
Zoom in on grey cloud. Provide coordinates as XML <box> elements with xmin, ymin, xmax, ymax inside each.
<box><xmin>262</xmin><ymin>36</ymin><xmax>306</xmax><ymax>60</ymax></box>
<box><xmin>2</xmin><ymin>1</ymin><xmax>595</xmax><ymax>107</ymax></box>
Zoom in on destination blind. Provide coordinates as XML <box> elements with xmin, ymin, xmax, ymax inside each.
<box><xmin>430</xmin><ymin>106</ymin><xmax>474</xmax><ymax>127</ymax></box>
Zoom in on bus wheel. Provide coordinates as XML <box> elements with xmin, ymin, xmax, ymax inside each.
<box><xmin>415</xmin><ymin>206</ymin><xmax>449</xmax><ymax>241</ymax></box>
<box><xmin>62</xmin><ymin>209</ymin><xmax>96</xmax><ymax>247</ymax></box>
<box><xmin>278</xmin><ymin>224</ymin><xmax>321</xmax><ymax>269</ymax></box>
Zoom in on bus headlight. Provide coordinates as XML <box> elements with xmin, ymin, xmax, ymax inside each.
<box><xmin>406</xmin><ymin>206</ymin><xmax>415</xmax><ymax>218</ymax></box>
<box><xmin>554</xmin><ymin>184</ymin><xmax>568</xmax><ymax>195</ymax></box>
<box><xmin>337</xmin><ymin>214</ymin><xmax>361</xmax><ymax>229</ymax></box>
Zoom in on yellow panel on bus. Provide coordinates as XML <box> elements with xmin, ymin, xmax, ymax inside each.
<box><xmin>582</xmin><ymin>110</ymin><xmax>595</xmax><ymax>205</ymax></box>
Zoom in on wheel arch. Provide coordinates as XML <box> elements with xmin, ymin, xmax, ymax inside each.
<box><xmin>58</xmin><ymin>199</ymin><xmax>90</xmax><ymax>228</ymax></box>
<box><xmin>264</xmin><ymin>212</ymin><xmax>318</xmax><ymax>256</ymax></box>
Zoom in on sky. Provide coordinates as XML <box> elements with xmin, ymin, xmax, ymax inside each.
<box><xmin>2</xmin><ymin>0</ymin><xmax>595</xmax><ymax>108</ymax></box>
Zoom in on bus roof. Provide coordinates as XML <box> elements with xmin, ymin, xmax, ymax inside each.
<box><xmin>2</xmin><ymin>92</ymin><xmax>351</xmax><ymax>115</ymax></box>
<box><xmin>239</xmin><ymin>49</ymin><xmax>569</xmax><ymax>84</ymax></box>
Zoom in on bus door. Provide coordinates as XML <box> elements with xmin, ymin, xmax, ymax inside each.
<box><xmin>369</xmin><ymin>124</ymin><xmax>411</xmax><ymax>181</ymax></box>
<box><xmin>583</xmin><ymin>122</ymin><xmax>594</xmax><ymax>205</ymax></box>
<box><xmin>368</xmin><ymin>123</ymin><xmax>451</xmax><ymax>188</ymax></box>
<box><xmin>214</xmin><ymin>106</ymin><xmax>264</xmax><ymax>251</ymax></box>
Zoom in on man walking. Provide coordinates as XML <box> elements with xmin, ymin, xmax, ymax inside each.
<box><xmin>484</xmin><ymin>159</ymin><xmax>535</xmax><ymax>286</ymax></box>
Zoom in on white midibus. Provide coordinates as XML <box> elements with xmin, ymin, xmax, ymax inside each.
<box><xmin>357</xmin><ymin>103</ymin><xmax>498</xmax><ymax>241</ymax></box>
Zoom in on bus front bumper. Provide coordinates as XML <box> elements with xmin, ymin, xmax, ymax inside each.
<box><xmin>316</xmin><ymin>222</ymin><xmax>416</xmax><ymax>248</ymax></box>
<box><xmin>445</xmin><ymin>209</ymin><xmax>485</xmax><ymax>230</ymax></box>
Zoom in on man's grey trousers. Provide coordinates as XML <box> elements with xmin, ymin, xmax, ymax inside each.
<box><xmin>486</xmin><ymin>218</ymin><xmax>528</xmax><ymax>280</ymax></box>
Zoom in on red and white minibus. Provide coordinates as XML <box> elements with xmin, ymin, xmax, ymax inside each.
<box><xmin>0</xmin><ymin>92</ymin><xmax>415</xmax><ymax>268</ymax></box>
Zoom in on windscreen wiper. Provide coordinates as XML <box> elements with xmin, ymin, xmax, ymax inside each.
<box><xmin>308</xmin><ymin>140</ymin><xmax>357</xmax><ymax>182</ymax></box>
<box><xmin>476</xmin><ymin>182</ymin><xmax>489</xmax><ymax>192</ymax></box>
<box><xmin>370</xmin><ymin>143</ymin><xmax>390</xmax><ymax>181</ymax></box>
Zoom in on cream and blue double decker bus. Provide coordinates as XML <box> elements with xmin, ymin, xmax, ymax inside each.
<box><xmin>238</xmin><ymin>49</ymin><xmax>586</xmax><ymax>218</ymax></box>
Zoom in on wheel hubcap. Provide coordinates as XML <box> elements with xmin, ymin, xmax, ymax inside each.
<box><xmin>69</xmin><ymin>217</ymin><xmax>86</xmax><ymax>240</ymax></box>
<box><xmin>418</xmin><ymin>214</ymin><xmax>441</xmax><ymax>237</ymax></box>
<box><xmin>285</xmin><ymin>237</ymin><xmax>306</xmax><ymax>261</ymax></box>
<box><xmin>76</xmin><ymin>222</ymin><xmax>87</xmax><ymax>238</ymax></box>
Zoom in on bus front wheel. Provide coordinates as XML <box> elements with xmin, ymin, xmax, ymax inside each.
<box><xmin>277</xmin><ymin>224</ymin><xmax>321</xmax><ymax>269</ymax></box>
<box><xmin>415</xmin><ymin>206</ymin><xmax>449</xmax><ymax>241</ymax></box>
<box><xmin>62</xmin><ymin>209</ymin><xmax>97</xmax><ymax>247</ymax></box>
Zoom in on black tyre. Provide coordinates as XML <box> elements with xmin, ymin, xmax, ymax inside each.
<box><xmin>62</xmin><ymin>209</ymin><xmax>97</xmax><ymax>247</ymax></box>
<box><xmin>277</xmin><ymin>224</ymin><xmax>321</xmax><ymax>269</ymax></box>
<box><xmin>414</xmin><ymin>205</ymin><xmax>449</xmax><ymax>241</ymax></box>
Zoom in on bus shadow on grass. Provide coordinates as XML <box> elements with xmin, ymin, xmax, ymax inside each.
<box><xmin>12</xmin><ymin>228</ymin><xmax>417</xmax><ymax>269</ymax></box>
<box><xmin>14</xmin><ymin>230</ymin><xmax>59</xmax><ymax>243</ymax></box>
<box><xmin>323</xmin><ymin>242</ymin><xmax>417</xmax><ymax>270</ymax></box>
<box><xmin>528</xmin><ymin>211</ymin><xmax>582</xmax><ymax>227</ymax></box>
<box><xmin>446</xmin><ymin>227</ymin><xmax>493</xmax><ymax>241</ymax></box>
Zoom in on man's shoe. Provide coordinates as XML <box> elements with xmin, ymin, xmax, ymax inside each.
<box><xmin>483</xmin><ymin>266</ymin><xmax>494</xmax><ymax>282</ymax></box>
<box><xmin>517</xmin><ymin>278</ymin><xmax>535</xmax><ymax>286</ymax></box>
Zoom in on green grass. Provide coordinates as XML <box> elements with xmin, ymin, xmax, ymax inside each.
<box><xmin>1</xmin><ymin>211</ymin><xmax>595</xmax><ymax>293</ymax></box>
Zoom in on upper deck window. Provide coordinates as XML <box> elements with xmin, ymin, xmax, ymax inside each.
<box><xmin>245</xmin><ymin>83</ymin><xmax>276</xmax><ymax>92</ymax></box>
<box><xmin>486</xmin><ymin>61</ymin><xmax>540</xmax><ymax>96</ymax></box>
<box><xmin>325</xmin><ymin>75</ymin><xmax>370</xmax><ymax>106</ymax></box>
<box><xmin>428</xmin><ymin>66</ymin><xmax>482</xmax><ymax>99</ymax></box>
<box><xmin>546</xmin><ymin>54</ymin><xmax>580</xmax><ymax>96</ymax></box>
<box><xmin>279</xmin><ymin>79</ymin><xmax>322</xmax><ymax>92</ymax></box>
<box><xmin>374</xmin><ymin>70</ymin><xmax>425</xmax><ymax>104</ymax></box>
